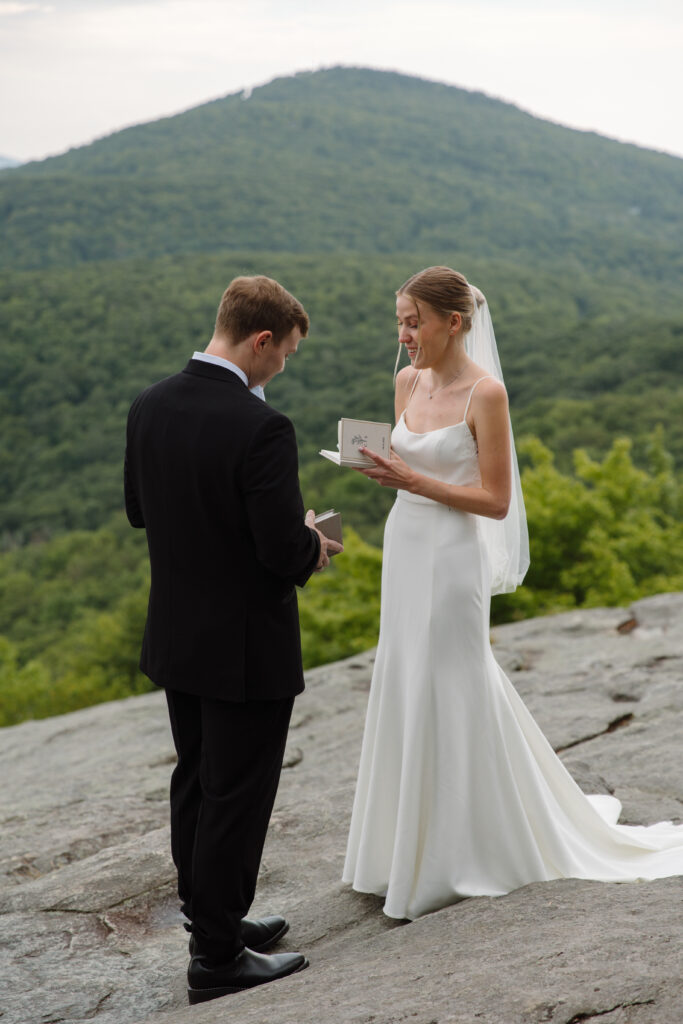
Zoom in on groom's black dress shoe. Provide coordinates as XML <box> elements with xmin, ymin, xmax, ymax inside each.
<box><xmin>240</xmin><ymin>915</ymin><xmax>290</xmax><ymax>951</ymax></box>
<box><xmin>187</xmin><ymin>947</ymin><xmax>309</xmax><ymax>1004</ymax></box>
<box><xmin>188</xmin><ymin>915</ymin><xmax>289</xmax><ymax>956</ymax></box>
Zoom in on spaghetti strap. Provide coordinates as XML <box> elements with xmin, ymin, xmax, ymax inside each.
<box><xmin>463</xmin><ymin>375</ymin><xmax>493</xmax><ymax>421</ymax></box>
<box><xmin>406</xmin><ymin>370</ymin><xmax>421</xmax><ymax>408</ymax></box>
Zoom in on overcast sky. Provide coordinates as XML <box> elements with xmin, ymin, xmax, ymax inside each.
<box><xmin>1</xmin><ymin>0</ymin><xmax>682</xmax><ymax>163</ymax></box>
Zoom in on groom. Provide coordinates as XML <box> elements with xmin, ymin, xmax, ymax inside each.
<box><xmin>124</xmin><ymin>275</ymin><xmax>341</xmax><ymax>1004</ymax></box>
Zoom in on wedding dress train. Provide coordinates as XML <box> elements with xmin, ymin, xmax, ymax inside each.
<box><xmin>342</xmin><ymin>382</ymin><xmax>683</xmax><ymax>920</ymax></box>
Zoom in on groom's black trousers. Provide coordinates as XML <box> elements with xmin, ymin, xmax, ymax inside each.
<box><xmin>164</xmin><ymin>688</ymin><xmax>294</xmax><ymax>963</ymax></box>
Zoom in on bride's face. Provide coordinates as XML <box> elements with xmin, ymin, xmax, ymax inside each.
<box><xmin>396</xmin><ymin>294</ymin><xmax>452</xmax><ymax>368</ymax></box>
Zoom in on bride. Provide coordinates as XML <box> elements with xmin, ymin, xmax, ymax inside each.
<box><xmin>342</xmin><ymin>265</ymin><xmax>683</xmax><ymax>921</ymax></box>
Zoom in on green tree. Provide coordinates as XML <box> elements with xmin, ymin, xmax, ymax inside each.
<box><xmin>493</xmin><ymin>432</ymin><xmax>683</xmax><ymax>622</ymax></box>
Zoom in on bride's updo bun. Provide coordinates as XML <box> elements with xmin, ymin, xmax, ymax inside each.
<box><xmin>397</xmin><ymin>266</ymin><xmax>484</xmax><ymax>333</ymax></box>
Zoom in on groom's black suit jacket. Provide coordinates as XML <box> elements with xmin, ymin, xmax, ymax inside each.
<box><xmin>124</xmin><ymin>358</ymin><xmax>320</xmax><ymax>702</ymax></box>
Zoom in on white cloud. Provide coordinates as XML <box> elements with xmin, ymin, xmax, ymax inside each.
<box><xmin>0</xmin><ymin>2</ymin><xmax>53</xmax><ymax>14</ymax></box>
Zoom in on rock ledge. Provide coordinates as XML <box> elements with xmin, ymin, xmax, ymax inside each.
<box><xmin>2</xmin><ymin>594</ymin><xmax>682</xmax><ymax>1024</ymax></box>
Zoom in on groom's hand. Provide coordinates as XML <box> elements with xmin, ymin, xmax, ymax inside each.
<box><xmin>305</xmin><ymin>509</ymin><xmax>344</xmax><ymax>571</ymax></box>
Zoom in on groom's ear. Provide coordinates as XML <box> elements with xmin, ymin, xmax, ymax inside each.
<box><xmin>252</xmin><ymin>330</ymin><xmax>273</xmax><ymax>353</ymax></box>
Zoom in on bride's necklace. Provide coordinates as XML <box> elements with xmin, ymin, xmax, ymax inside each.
<box><xmin>428</xmin><ymin>365</ymin><xmax>467</xmax><ymax>399</ymax></box>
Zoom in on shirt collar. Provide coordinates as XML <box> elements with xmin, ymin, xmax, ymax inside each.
<box><xmin>190</xmin><ymin>352</ymin><xmax>266</xmax><ymax>400</ymax></box>
<box><xmin>192</xmin><ymin>351</ymin><xmax>249</xmax><ymax>387</ymax></box>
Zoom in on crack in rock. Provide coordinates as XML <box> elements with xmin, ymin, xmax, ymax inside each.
<box><xmin>89</xmin><ymin>991</ymin><xmax>114</xmax><ymax>1019</ymax></box>
<box><xmin>564</xmin><ymin>998</ymin><xmax>655</xmax><ymax>1023</ymax></box>
<box><xmin>642</xmin><ymin>655</ymin><xmax>680</xmax><ymax>669</ymax></box>
<box><xmin>42</xmin><ymin>877</ymin><xmax>174</xmax><ymax>914</ymax></box>
<box><xmin>555</xmin><ymin>714</ymin><xmax>634</xmax><ymax>754</ymax></box>
<box><xmin>43</xmin><ymin>991</ymin><xmax>115</xmax><ymax>1022</ymax></box>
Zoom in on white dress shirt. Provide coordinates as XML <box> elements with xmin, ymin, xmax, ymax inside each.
<box><xmin>192</xmin><ymin>351</ymin><xmax>265</xmax><ymax>401</ymax></box>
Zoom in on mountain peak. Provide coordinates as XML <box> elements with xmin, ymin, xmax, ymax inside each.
<box><xmin>2</xmin><ymin>65</ymin><xmax>681</xmax><ymax>272</ymax></box>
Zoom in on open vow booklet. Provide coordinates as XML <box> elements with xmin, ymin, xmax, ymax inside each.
<box><xmin>319</xmin><ymin>418</ymin><xmax>392</xmax><ymax>468</ymax></box>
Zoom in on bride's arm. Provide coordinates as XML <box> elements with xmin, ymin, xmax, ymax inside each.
<box><xmin>359</xmin><ymin>378</ymin><xmax>511</xmax><ymax>521</ymax></box>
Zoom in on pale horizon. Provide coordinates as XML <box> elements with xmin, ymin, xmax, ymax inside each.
<box><xmin>1</xmin><ymin>0</ymin><xmax>682</xmax><ymax>164</ymax></box>
<box><xmin>4</xmin><ymin>63</ymin><xmax>683</xmax><ymax>169</ymax></box>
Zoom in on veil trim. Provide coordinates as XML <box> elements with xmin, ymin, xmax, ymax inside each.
<box><xmin>465</xmin><ymin>288</ymin><xmax>529</xmax><ymax>594</ymax></box>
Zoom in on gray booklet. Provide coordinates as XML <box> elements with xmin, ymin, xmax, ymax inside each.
<box><xmin>314</xmin><ymin>509</ymin><xmax>343</xmax><ymax>553</ymax></box>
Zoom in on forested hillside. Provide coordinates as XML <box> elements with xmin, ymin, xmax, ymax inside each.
<box><xmin>2</xmin><ymin>68</ymin><xmax>682</xmax><ymax>279</ymax></box>
<box><xmin>1</xmin><ymin>250</ymin><xmax>681</xmax><ymax>544</ymax></box>
<box><xmin>1</xmin><ymin>67</ymin><xmax>682</xmax><ymax>724</ymax></box>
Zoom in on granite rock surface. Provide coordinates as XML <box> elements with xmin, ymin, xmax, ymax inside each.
<box><xmin>1</xmin><ymin>593</ymin><xmax>682</xmax><ymax>1024</ymax></box>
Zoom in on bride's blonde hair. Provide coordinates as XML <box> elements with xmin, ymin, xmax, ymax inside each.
<box><xmin>397</xmin><ymin>266</ymin><xmax>484</xmax><ymax>334</ymax></box>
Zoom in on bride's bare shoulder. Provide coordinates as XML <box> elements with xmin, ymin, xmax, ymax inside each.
<box><xmin>395</xmin><ymin>365</ymin><xmax>420</xmax><ymax>392</ymax></box>
<box><xmin>468</xmin><ymin>375</ymin><xmax>508</xmax><ymax>422</ymax></box>
<box><xmin>474</xmin><ymin>375</ymin><xmax>507</xmax><ymax>398</ymax></box>
<box><xmin>467</xmin><ymin>364</ymin><xmax>506</xmax><ymax>397</ymax></box>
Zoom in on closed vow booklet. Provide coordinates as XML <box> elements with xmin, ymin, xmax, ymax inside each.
<box><xmin>314</xmin><ymin>509</ymin><xmax>343</xmax><ymax>552</ymax></box>
<box><xmin>319</xmin><ymin>418</ymin><xmax>392</xmax><ymax>468</ymax></box>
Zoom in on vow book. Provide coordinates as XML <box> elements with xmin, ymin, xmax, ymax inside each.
<box><xmin>319</xmin><ymin>418</ymin><xmax>392</xmax><ymax>468</ymax></box>
<box><xmin>314</xmin><ymin>509</ymin><xmax>343</xmax><ymax>552</ymax></box>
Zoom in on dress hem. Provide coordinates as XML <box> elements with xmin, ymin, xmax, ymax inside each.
<box><xmin>341</xmin><ymin>879</ymin><xmax>415</xmax><ymax>921</ymax></box>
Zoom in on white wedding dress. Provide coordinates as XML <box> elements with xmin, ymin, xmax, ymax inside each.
<box><xmin>343</xmin><ymin>378</ymin><xmax>683</xmax><ymax>920</ymax></box>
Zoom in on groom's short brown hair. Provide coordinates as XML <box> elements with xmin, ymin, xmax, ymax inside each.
<box><xmin>215</xmin><ymin>275</ymin><xmax>309</xmax><ymax>346</ymax></box>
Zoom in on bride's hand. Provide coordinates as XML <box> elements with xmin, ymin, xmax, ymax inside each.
<box><xmin>354</xmin><ymin>447</ymin><xmax>418</xmax><ymax>491</ymax></box>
